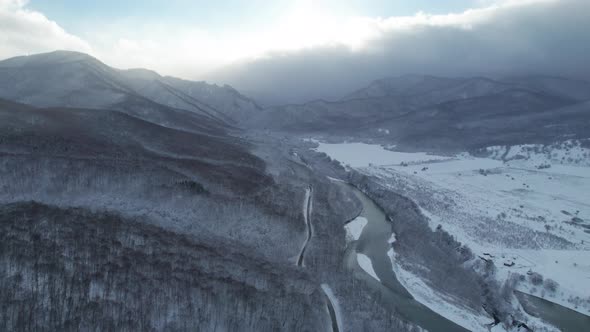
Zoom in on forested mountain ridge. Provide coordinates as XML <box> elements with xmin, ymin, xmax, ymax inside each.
<box><xmin>254</xmin><ymin>74</ymin><xmax>590</xmax><ymax>151</ymax></box>
<box><xmin>0</xmin><ymin>50</ymin><xmax>261</xmax><ymax>125</ymax></box>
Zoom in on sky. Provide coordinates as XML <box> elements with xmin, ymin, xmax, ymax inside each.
<box><xmin>1</xmin><ymin>0</ymin><xmax>589</xmax><ymax>103</ymax></box>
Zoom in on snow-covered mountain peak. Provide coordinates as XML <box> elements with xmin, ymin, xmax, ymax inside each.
<box><xmin>0</xmin><ymin>51</ymin><xmax>261</xmax><ymax>122</ymax></box>
<box><xmin>0</xmin><ymin>50</ymin><xmax>102</xmax><ymax>68</ymax></box>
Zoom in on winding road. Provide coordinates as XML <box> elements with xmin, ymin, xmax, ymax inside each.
<box><xmin>322</xmin><ymin>284</ymin><xmax>342</xmax><ymax>332</ymax></box>
<box><xmin>297</xmin><ymin>186</ymin><xmax>313</xmax><ymax>267</ymax></box>
<box><xmin>295</xmin><ymin>185</ymin><xmax>341</xmax><ymax>332</ymax></box>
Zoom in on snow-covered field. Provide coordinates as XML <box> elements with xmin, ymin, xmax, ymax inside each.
<box><xmin>314</xmin><ymin>142</ymin><xmax>449</xmax><ymax>167</ymax></box>
<box><xmin>315</xmin><ymin>141</ymin><xmax>590</xmax><ymax>318</ymax></box>
<box><xmin>484</xmin><ymin>140</ymin><xmax>590</xmax><ymax>167</ymax></box>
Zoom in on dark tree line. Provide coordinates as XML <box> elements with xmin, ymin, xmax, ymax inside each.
<box><xmin>0</xmin><ymin>202</ymin><xmax>329</xmax><ymax>332</ymax></box>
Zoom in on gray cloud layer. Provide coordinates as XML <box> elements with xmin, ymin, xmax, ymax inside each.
<box><xmin>207</xmin><ymin>0</ymin><xmax>590</xmax><ymax>104</ymax></box>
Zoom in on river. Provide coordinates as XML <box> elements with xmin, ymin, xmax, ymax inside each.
<box><xmin>341</xmin><ymin>182</ymin><xmax>590</xmax><ymax>332</ymax></box>
<box><xmin>515</xmin><ymin>291</ymin><xmax>590</xmax><ymax>332</ymax></box>
<box><xmin>342</xmin><ymin>183</ymin><xmax>470</xmax><ymax>332</ymax></box>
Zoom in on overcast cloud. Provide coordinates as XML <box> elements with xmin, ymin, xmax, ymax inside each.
<box><xmin>207</xmin><ymin>0</ymin><xmax>590</xmax><ymax>104</ymax></box>
<box><xmin>1</xmin><ymin>0</ymin><xmax>589</xmax><ymax>104</ymax></box>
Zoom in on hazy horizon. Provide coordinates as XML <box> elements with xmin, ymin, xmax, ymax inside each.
<box><xmin>2</xmin><ymin>0</ymin><xmax>589</xmax><ymax>103</ymax></box>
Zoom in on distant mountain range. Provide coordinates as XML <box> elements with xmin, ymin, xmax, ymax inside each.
<box><xmin>2</xmin><ymin>51</ymin><xmax>589</xmax><ymax>152</ymax></box>
<box><xmin>253</xmin><ymin>74</ymin><xmax>590</xmax><ymax>151</ymax></box>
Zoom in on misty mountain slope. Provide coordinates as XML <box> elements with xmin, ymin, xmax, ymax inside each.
<box><xmin>254</xmin><ymin>75</ymin><xmax>522</xmax><ymax>133</ymax></box>
<box><xmin>343</xmin><ymin>75</ymin><xmax>453</xmax><ymax>100</ymax></box>
<box><xmin>504</xmin><ymin>75</ymin><xmax>590</xmax><ymax>101</ymax></box>
<box><xmin>0</xmin><ymin>97</ymin><xmax>36</xmax><ymax>112</ymax></box>
<box><xmin>109</xmin><ymin>94</ymin><xmax>231</xmax><ymax>136</ymax></box>
<box><xmin>0</xmin><ymin>95</ymin><xmax>270</xmax><ymax>193</ymax></box>
<box><xmin>0</xmin><ymin>51</ymin><xmax>131</xmax><ymax>108</ymax></box>
<box><xmin>257</xmin><ymin>75</ymin><xmax>590</xmax><ymax>151</ymax></box>
<box><xmin>344</xmin><ymin>75</ymin><xmax>590</xmax><ymax>105</ymax></box>
<box><xmin>252</xmin><ymin>96</ymin><xmax>411</xmax><ymax>133</ymax></box>
<box><xmin>0</xmin><ymin>51</ymin><xmax>224</xmax><ymax>133</ymax></box>
<box><xmin>0</xmin><ymin>202</ymin><xmax>330</xmax><ymax>332</ymax></box>
<box><xmin>122</xmin><ymin>71</ymin><xmax>260</xmax><ymax>122</ymax></box>
<box><xmin>0</xmin><ymin>103</ymin><xmax>268</xmax><ymax>192</ymax></box>
<box><xmin>0</xmin><ymin>51</ymin><xmax>260</xmax><ymax>125</ymax></box>
<box><xmin>379</xmin><ymin>89</ymin><xmax>583</xmax><ymax>150</ymax></box>
<box><xmin>343</xmin><ymin>75</ymin><xmax>518</xmax><ymax>106</ymax></box>
<box><xmin>121</xmin><ymin>77</ymin><xmax>236</xmax><ymax>125</ymax></box>
<box><xmin>0</xmin><ymin>98</ymin><xmax>317</xmax><ymax>267</ymax></box>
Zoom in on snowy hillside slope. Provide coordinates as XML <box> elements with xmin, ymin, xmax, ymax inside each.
<box><xmin>0</xmin><ymin>202</ymin><xmax>330</xmax><ymax>332</ymax></box>
<box><xmin>345</xmin><ymin>75</ymin><xmax>590</xmax><ymax>104</ymax></box>
<box><xmin>0</xmin><ymin>96</ymin><xmax>316</xmax><ymax>264</ymax></box>
<box><xmin>0</xmin><ymin>50</ymin><xmax>260</xmax><ymax>124</ymax></box>
<box><xmin>343</xmin><ymin>75</ymin><xmax>517</xmax><ymax>105</ymax></box>
<box><xmin>120</xmin><ymin>70</ymin><xmax>262</xmax><ymax>122</ymax></box>
<box><xmin>504</xmin><ymin>76</ymin><xmax>590</xmax><ymax>102</ymax></box>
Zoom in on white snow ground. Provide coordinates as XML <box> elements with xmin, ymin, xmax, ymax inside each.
<box><xmin>357</xmin><ymin>253</ymin><xmax>381</xmax><ymax>282</ymax></box>
<box><xmin>485</xmin><ymin>140</ymin><xmax>590</xmax><ymax>167</ymax></box>
<box><xmin>387</xmin><ymin>247</ymin><xmax>512</xmax><ymax>332</ymax></box>
<box><xmin>315</xmin><ymin>142</ymin><xmax>449</xmax><ymax>167</ymax></box>
<box><xmin>315</xmin><ymin>141</ymin><xmax>590</xmax><ymax>320</ymax></box>
<box><xmin>344</xmin><ymin>217</ymin><xmax>367</xmax><ymax>242</ymax></box>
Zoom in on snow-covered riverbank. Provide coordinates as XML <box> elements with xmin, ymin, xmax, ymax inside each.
<box><xmin>344</xmin><ymin>216</ymin><xmax>367</xmax><ymax>241</ymax></box>
<box><xmin>315</xmin><ymin>140</ymin><xmax>590</xmax><ymax>325</ymax></box>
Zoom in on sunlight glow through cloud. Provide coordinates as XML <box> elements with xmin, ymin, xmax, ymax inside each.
<box><xmin>0</xmin><ymin>0</ymin><xmax>562</xmax><ymax>79</ymax></box>
<box><xmin>94</xmin><ymin>0</ymin><xmax>557</xmax><ymax>77</ymax></box>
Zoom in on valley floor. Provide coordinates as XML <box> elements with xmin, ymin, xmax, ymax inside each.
<box><xmin>315</xmin><ymin>140</ymin><xmax>590</xmax><ymax>329</ymax></box>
